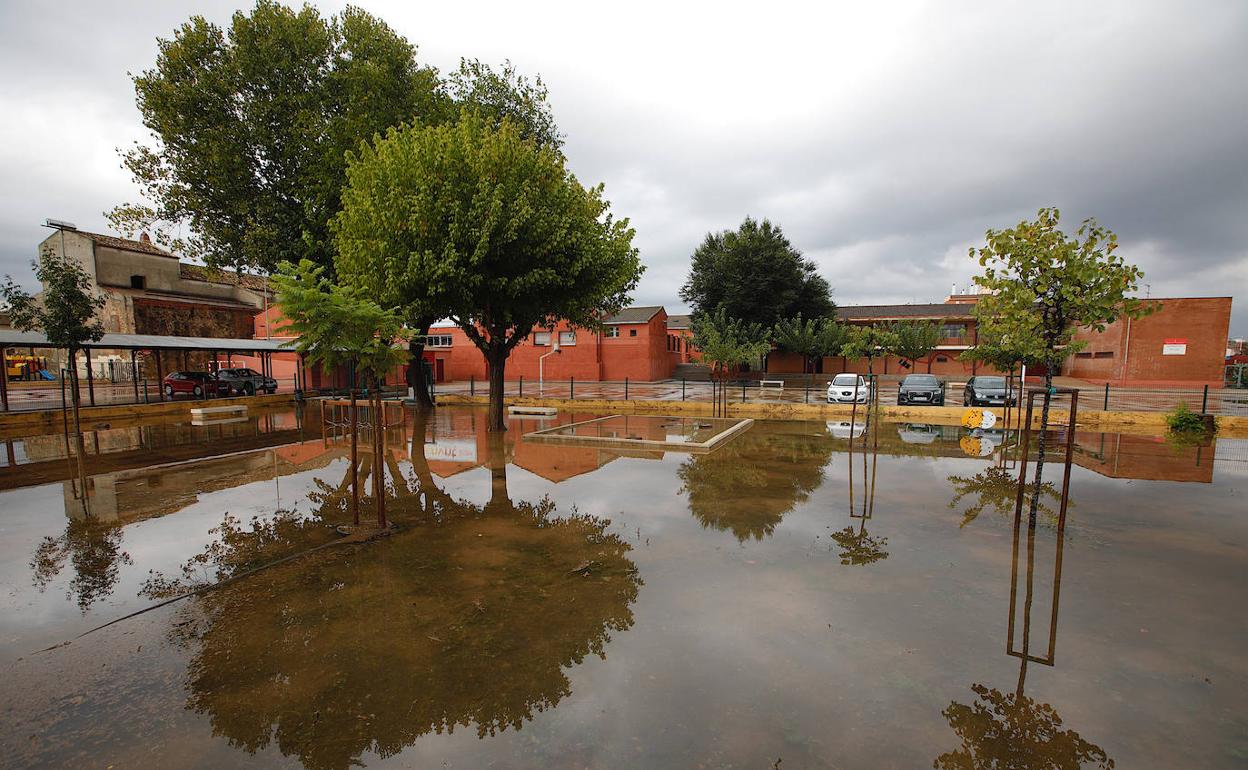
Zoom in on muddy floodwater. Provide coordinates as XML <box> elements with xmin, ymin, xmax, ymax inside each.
<box><xmin>0</xmin><ymin>405</ymin><xmax>1244</xmax><ymax>768</ymax></box>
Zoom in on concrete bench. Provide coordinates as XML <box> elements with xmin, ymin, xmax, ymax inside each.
<box><xmin>509</xmin><ymin>406</ymin><xmax>557</xmax><ymax>416</ymax></box>
<box><xmin>191</xmin><ymin>404</ymin><xmax>248</xmax><ymax>419</ymax></box>
<box><xmin>759</xmin><ymin>380</ymin><xmax>785</xmax><ymax>391</ymax></box>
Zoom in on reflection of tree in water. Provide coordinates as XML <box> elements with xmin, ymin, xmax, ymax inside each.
<box><xmin>31</xmin><ymin>519</ymin><xmax>132</xmax><ymax>612</ymax></box>
<box><xmin>156</xmin><ymin>420</ymin><xmax>640</xmax><ymax>770</ymax></box>
<box><xmin>935</xmin><ymin>684</ymin><xmax>1113</xmax><ymax>769</ymax></box>
<box><xmin>679</xmin><ymin>423</ymin><xmax>833</xmax><ymax>541</ymax></box>
<box><xmin>947</xmin><ymin>466</ymin><xmax>1065</xmax><ymax>529</ymax></box>
<box><xmin>937</xmin><ymin>457</ymin><xmax>1111</xmax><ymax>769</ymax></box>
<box><xmin>828</xmin><ymin>521</ymin><xmax>889</xmax><ymax>565</ymax></box>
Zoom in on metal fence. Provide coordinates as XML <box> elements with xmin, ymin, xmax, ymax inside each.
<box><xmin>1</xmin><ymin>375</ymin><xmax>300</xmax><ymax>413</ymax></box>
<box><xmin>432</xmin><ymin>376</ymin><xmax>1248</xmax><ymax>417</ymax></box>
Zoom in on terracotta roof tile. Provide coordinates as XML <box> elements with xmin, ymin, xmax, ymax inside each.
<box><xmin>78</xmin><ymin>230</ymin><xmax>176</xmax><ymax>258</ymax></box>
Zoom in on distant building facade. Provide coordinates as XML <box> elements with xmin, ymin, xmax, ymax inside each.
<box><xmin>38</xmin><ymin>227</ymin><xmax>269</xmax><ymax>339</ymax></box>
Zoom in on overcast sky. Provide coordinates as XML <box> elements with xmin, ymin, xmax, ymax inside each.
<box><xmin>1</xmin><ymin>0</ymin><xmax>1244</xmax><ymax>334</ymax></box>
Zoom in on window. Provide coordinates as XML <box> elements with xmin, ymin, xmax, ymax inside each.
<box><xmin>629</xmin><ymin>328</ymin><xmax>638</xmax><ymax>337</ymax></box>
<box><xmin>1075</xmin><ymin>352</ymin><xmax>1093</xmax><ymax>359</ymax></box>
<box><xmin>940</xmin><ymin>323</ymin><xmax>966</xmax><ymax>338</ymax></box>
<box><xmin>423</xmin><ymin>334</ymin><xmax>452</xmax><ymax>348</ymax></box>
<box><xmin>130</xmin><ymin>275</ymin><xmax>146</xmax><ymax>290</ymax></box>
<box><xmin>533</xmin><ymin>331</ymin><xmax>551</xmax><ymax>346</ymax></box>
<box><xmin>936</xmin><ymin>356</ymin><xmax>948</xmax><ymax>362</ymax></box>
<box><xmin>559</xmin><ymin>331</ymin><xmax>576</xmax><ymax>346</ymax></box>
<box><xmin>604</xmin><ymin>326</ymin><xmax>619</xmax><ymax>338</ymax></box>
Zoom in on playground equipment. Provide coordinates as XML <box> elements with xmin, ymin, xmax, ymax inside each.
<box><xmin>4</xmin><ymin>353</ymin><xmax>52</xmax><ymax>381</ymax></box>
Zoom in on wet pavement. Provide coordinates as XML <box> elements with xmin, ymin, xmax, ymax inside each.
<box><xmin>0</xmin><ymin>405</ymin><xmax>1244</xmax><ymax>768</ymax></box>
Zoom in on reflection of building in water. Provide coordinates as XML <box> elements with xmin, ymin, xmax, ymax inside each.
<box><xmin>63</xmin><ymin>446</ymin><xmax>339</xmax><ymax>523</ymax></box>
<box><xmin>2</xmin><ymin>410</ymin><xmax>312</xmax><ymax>492</ymax></box>
<box><xmin>1072</xmin><ymin>431</ymin><xmax>1214</xmax><ymax>483</ymax></box>
<box><xmin>420</xmin><ymin>409</ymin><xmax>661</xmax><ymax>483</ymax></box>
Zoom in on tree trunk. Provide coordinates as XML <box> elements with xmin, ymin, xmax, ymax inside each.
<box><xmin>1026</xmin><ymin>370</ymin><xmax>1055</xmax><ymax>524</ymax></box>
<box><xmin>67</xmin><ymin>349</ymin><xmax>89</xmax><ymax>517</ymax></box>
<box><xmin>486</xmin><ymin>346</ymin><xmax>507</xmax><ymax>432</ymax></box>
<box><xmin>408</xmin><ymin>338</ymin><xmax>434</xmax><ymax>410</ymax></box>
<box><xmin>485</xmin><ymin>430</ymin><xmax>509</xmax><ymax>513</ymax></box>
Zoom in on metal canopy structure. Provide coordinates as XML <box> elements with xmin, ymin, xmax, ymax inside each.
<box><xmin>0</xmin><ymin>330</ymin><xmax>292</xmax><ymax>353</ymax></box>
<box><xmin>1</xmin><ymin>330</ymin><xmax>302</xmax><ymax>412</ymax></box>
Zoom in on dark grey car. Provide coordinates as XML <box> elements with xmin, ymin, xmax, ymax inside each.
<box><xmin>962</xmin><ymin>375</ymin><xmax>1015</xmax><ymax>407</ymax></box>
<box><xmin>897</xmin><ymin>374</ymin><xmax>945</xmax><ymax>406</ymax></box>
<box><xmin>216</xmin><ymin>367</ymin><xmax>278</xmax><ymax>396</ymax></box>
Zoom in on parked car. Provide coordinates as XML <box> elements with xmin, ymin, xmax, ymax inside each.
<box><xmin>962</xmin><ymin>375</ymin><xmax>1015</xmax><ymax>407</ymax></box>
<box><xmin>216</xmin><ymin>367</ymin><xmax>278</xmax><ymax>395</ymax></box>
<box><xmin>827</xmin><ymin>373</ymin><xmax>872</xmax><ymax>404</ymax></box>
<box><xmin>897</xmin><ymin>374</ymin><xmax>945</xmax><ymax>406</ymax></box>
<box><xmin>163</xmin><ymin>371</ymin><xmax>229</xmax><ymax>398</ymax></box>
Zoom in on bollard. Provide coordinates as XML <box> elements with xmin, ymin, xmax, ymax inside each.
<box><xmin>570</xmin><ymin>376</ymin><xmax>574</xmax><ymax>400</ymax></box>
<box><xmin>1202</xmin><ymin>384</ymin><xmax>1209</xmax><ymax>413</ymax></box>
<box><xmin>682</xmin><ymin>378</ymin><xmax>686</xmax><ymax>401</ymax></box>
<box><xmin>470</xmin><ymin>375</ymin><xmax>474</xmax><ymax>396</ymax></box>
<box><xmin>143</xmin><ymin>380</ymin><xmax>149</xmax><ymax>404</ymax></box>
<box><xmin>805</xmin><ymin>381</ymin><xmax>810</xmax><ymax>403</ymax></box>
<box><xmin>624</xmin><ymin>377</ymin><xmax>629</xmax><ymax>400</ymax></box>
<box><xmin>1103</xmin><ymin>382</ymin><xmax>1109</xmax><ymax>410</ymax></box>
<box><xmin>519</xmin><ymin>376</ymin><xmax>523</xmax><ymax>398</ymax></box>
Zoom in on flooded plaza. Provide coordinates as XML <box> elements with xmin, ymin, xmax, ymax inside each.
<box><xmin>0</xmin><ymin>404</ymin><xmax>1244</xmax><ymax>768</ymax></box>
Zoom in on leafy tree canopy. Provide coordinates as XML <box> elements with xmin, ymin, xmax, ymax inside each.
<box><xmin>890</xmin><ymin>321</ymin><xmax>943</xmax><ymax>369</ymax></box>
<box><xmin>681</xmin><ymin>217</ymin><xmax>834</xmax><ymax>328</ymax></box>
<box><xmin>960</xmin><ymin>309</ymin><xmax>1046</xmax><ymax>373</ymax></box>
<box><xmin>773</xmin><ymin>314</ymin><xmax>850</xmax><ymax>373</ymax></box>
<box><xmin>971</xmin><ymin>208</ymin><xmax>1153</xmax><ymax>370</ymax></box>
<box><xmin>448</xmin><ymin>58</ymin><xmax>563</xmax><ymax>150</ymax></box>
<box><xmin>271</xmin><ymin>258</ymin><xmax>408</xmax><ymax>385</ymax></box>
<box><xmin>109</xmin><ymin>1</ymin><xmax>446</xmax><ymax>273</ymax></box>
<box><xmin>840</xmin><ymin>324</ymin><xmax>900</xmax><ymax>373</ymax></box>
<box><xmin>332</xmin><ymin>113</ymin><xmax>639</xmax><ymax>429</ymax></box>
<box><xmin>1</xmin><ymin>248</ymin><xmax>105</xmax><ymax>351</ymax></box>
<box><xmin>691</xmin><ymin>308</ymin><xmax>771</xmax><ymax>376</ymax></box>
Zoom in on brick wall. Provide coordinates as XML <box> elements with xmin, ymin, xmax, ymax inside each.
<box><xmin>1067</xmin><ymin>297</ymin><xmax>1231</xmax><ymax>385</ymax></box>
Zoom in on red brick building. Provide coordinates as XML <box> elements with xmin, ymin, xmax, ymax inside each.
<box><xmin>767</xmin><ymin>295</ymin><xmax>993</xmax><ymax>377</ymax></box>
<box><xmin>765</xmin><ymin>293</ymin><xmax>1232</xmax><ymax>385</ymax></box>
<box><xmin>418</xmin><ymin>306</ymin><xmax>674</xmax><ymax>384</ymax></box>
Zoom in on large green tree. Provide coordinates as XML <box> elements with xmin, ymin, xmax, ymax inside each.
<box><xmin>110</xmin><ymin>1</ymin><xmax>445</xmax><ymax>273</ymax></box>
<box><xmin>971</xmin><ymin>207</ymin><xmax>1152</xmax><ymax>523</ymax></box>
<box><xmin>333</xmin><ymin>114</ymin><xmax>639</xmax><ymax>431</ymax></box>
<box><xmin>335</xmin><ymin>59</ymin><xmax>564</xmax><ymax>409</ymax></box>
<box><xmin>680</xmin><ymin>217</ymin><xmax>833</xmax><ymax>328</ymax></box>
<box><xmin>691</xmin><ymin>308</ymin><xmax>771</xmax><ymax>379</ymax></box>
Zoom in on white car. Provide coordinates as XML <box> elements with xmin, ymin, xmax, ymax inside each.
<box><xmin>827</xmin><ymin>373</ymin><xmax>872</xmax><ymax>404</ymax></box>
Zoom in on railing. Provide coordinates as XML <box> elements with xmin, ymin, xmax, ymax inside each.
<box><xmin>433</xmin><ymin>378</ymin><xmax>1248</xmax><ymax>417</ymax></box>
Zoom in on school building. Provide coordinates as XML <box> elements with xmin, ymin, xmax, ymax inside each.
<box><xmin>259</xmin><ymin>293</ymin><xmax>1231</xmax><ymax>389</ymax></box>
<box><xmin>764</xmin><ymin>292</ymin><xmax>1232</xmax><ymax>386</ymax></box>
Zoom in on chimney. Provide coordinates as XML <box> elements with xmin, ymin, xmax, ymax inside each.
<box><xmin>139</xmin><ymin>232</ymin><xmax>151</xmax><ymax>244</ymax></box>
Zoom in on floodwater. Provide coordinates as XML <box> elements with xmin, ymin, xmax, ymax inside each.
<box><xmin>0</xmin><ymin>405</ymin><xmax>1244</xmax><ymax>768</ymax></box>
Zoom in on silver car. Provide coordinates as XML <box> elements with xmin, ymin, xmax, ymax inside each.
<box><xmin>827</xmin><ymin>373</ymin><xmax>872</xmax><ymax>404</ymax></box>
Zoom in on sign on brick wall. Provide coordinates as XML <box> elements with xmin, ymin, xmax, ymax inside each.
<box><xmin>1162</xmin><ymin>338</ymin><xmax>1187</xmax><ymax>356</ymax></box>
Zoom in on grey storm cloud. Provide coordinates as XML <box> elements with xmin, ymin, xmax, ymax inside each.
<box><xmin>1</xmin><ymin>0</ymin><xmax>1245</xmax><ymax>333</ymax></box>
